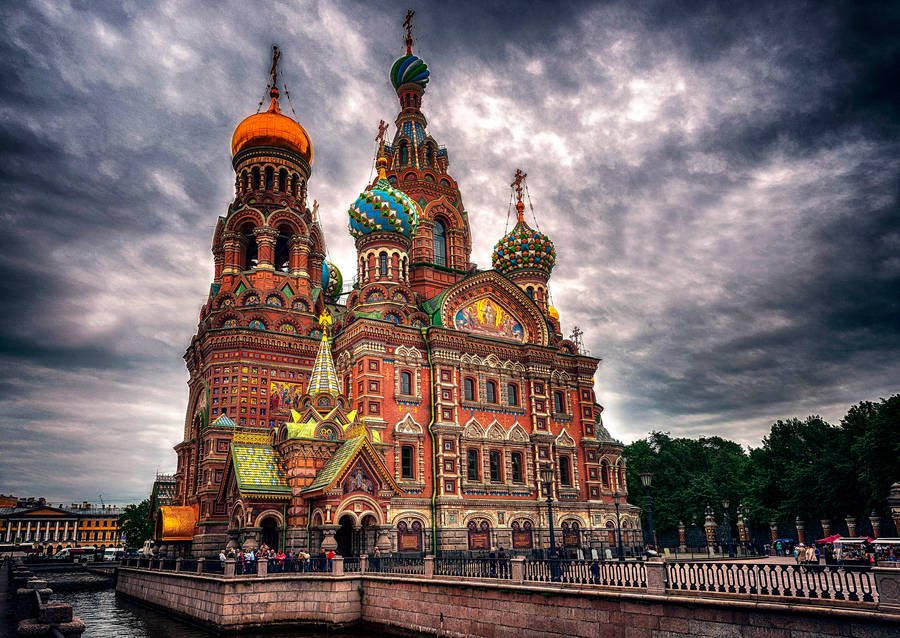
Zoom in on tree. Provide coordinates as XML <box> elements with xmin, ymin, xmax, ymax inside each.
<box><xmin>118</xmin><ymin>499</ymin><xmax>153</xmax><ymax>548</ymax></box>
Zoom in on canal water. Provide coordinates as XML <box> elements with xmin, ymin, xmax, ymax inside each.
<box><xmin>47</xmin><ymin>573</ymin><xmax>384</xmax><ymax>638</ymax></box>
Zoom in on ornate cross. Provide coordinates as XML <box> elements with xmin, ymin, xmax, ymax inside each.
<box><xmin>403</xmin><ymin>10</ymin><xmax>415</xmax><ymax>54</ymax></box>
<box><xmin>511</xmin><ymin>168</ymin><xmax>527</xmax><ymax>203</ymax></box>
<box><xmin>312</xmin><ymin>199</ymin><xmax>319</xmax><ymax>221</ymax></box>
<box><xmin>570</xmin><ymin>326</ymin><xmax>585</xmax><ymax>353</ymax></box>
<box><xmin>375</xmin><ymin>119</ymin><xmax>389</xmax><ymax>145</ymax></box>
<box><xmin>269</xmin><ymin>45</ymin><xmax>281</xmax><ymax>88</ymax></box>
<box><xmin>318</xmin><ymin>309</ymin><xmax>332</xmax><ymax>327</ymax></box>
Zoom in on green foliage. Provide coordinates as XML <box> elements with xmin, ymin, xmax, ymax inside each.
<box><xmin>118</xmin><ymin>499</ymin><xmax>153</xmax><ymax>548</ymax></box>
<box><xmin>625</xmin><ymin>395</ymin><xmax>900</xmax><ymax>533</ymax></box>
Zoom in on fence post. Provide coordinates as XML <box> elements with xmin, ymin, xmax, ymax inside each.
<box><xmin>424</xmin><ymin>555</ymin><xmax>435</xmax><ymax>579</ymax></box>
<box><xmin>257</xmin><ymin>557</ymin><xmax>268</xmax><ymax>577</ymax></box>
<box><xmin>645</xmin><ymin>558</ymin><xmax>666</xmax><ymax>595</ymax></box>
<box><xmin>510</xmin><ymin>557</ymin><xmax>525</xmax><ymax>583</ymax></box>
<box><xmin>196</xmin><ymin>558</ymin><xmax>205</xmax><ymax>574</ymax></box>
<box><xmin>360</xmin><ymin>554</ymin><xmax>368</xmax><ymax>573</ymax></box>
<box><xmin>332</xmin><ymin>556</ymin><xmax>344</xmax><ymax>576</ymax></box>
<box><xmin>175</xmin><ymin>558</ymin><xmax>183</xmax><ymax>573</ymax></box>
<box><xmin>873</xmin><ymin>566</ymin><xmax>900</xmax><ymax>612</ymax></box>
<box><xmin>224</xmin><ymin>558</ymin><xmax>235</xmax><ymax>578</ymax></box>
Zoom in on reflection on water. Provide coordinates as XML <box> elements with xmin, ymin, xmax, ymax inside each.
<box><xmin>50</xmin><ymin>579</ymin><xmax>383</xmax><ymax>638</ymax></box>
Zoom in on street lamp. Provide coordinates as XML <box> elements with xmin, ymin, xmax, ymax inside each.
<box><xmin>740</xmin><ymin>502</ymin><xmax>752</xmax><ymax>555</ymax></box>
<box><xmin>639</xmin><ymin>471</ymin><xmax>655</xmax><ymax>550</ymax></box>
<box><xmin>722</xmin><ymin>498</ymin><xmax>734</xmax><ymax>558</ymax></box>
<box><xmin>612</xmin><ymin>491</ymin><xmax>625</xmax><ymax>561</ymax></box>
<box><xmin>539</xmin><ymin>465</ymin><xmax>556</xmax><ymax>559</ymax></box>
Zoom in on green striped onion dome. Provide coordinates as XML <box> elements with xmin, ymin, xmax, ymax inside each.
<box><xmin>390</xmin><ymin>54</ymin><xmax>430</xmax><ymax>89</ymax></box>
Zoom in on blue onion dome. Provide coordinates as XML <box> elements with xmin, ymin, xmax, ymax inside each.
<box><xmin>390</xmin><ymin>54</ymin><xmax>430</xmax><ymax>90</ymax></box>
<box><xmin>321</xmin><ymin>261</ymin><xmax>343</xmax><ymax>301</ymax></box>
<box><xmin>348</xmin><ymin>156</ymin><xmax>419</xmax><ymax>239</ymax></box>
<box><xmin>492</xmin><ymin>217</ymin><xmax>556</xmax><ymax>276</ymax></box>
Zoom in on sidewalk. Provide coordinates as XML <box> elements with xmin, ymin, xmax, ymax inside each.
<box><xmin>1</xmin><ymin>560</ymin><xmax>15</xmax><ymax>638</ymax></box>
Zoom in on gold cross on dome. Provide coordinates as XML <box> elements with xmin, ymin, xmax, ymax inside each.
<box><xmin>511</xmin><ymin>169</ymin><xmax>527</xmax><ymax>203</ymax></box>
<box><xmin>375</xmin><ymin>120</ymin><xmax>389</xmax><ymax>145</ymax></box>
<box><xmin>403</xmin><ymin>10</ymin><xmax>415</xmax><ymax>54</ymax></box>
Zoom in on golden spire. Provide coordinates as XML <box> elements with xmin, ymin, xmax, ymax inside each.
<box><xmin>511</xmin><ymin>168</ymin><xmax>527</xmax><ymax>223</ymax></box>
<box><xmin>308</xmin><ymin>309</ymin><xmax>339</xmax><ymax>396</ymax></box>
<box><xmin>375</xmin><ymin>121</ymin><xmax>389</xmax><ymax>180</ymax></box>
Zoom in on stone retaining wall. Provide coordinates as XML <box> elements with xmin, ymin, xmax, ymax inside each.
<box><xmin>117</xmin><ymin>567</ymin><xmax>900</xmax><ymax>637</ymax></box>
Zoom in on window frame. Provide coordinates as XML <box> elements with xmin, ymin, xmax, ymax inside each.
<box><xmin>506</xmin><ymin>383</ymin><xmax>518</xmax><ymax>406</ymax></box>
<box><xmin>433</xmin><ymin>218</ymin><xmax>448</xmax><ymax>266</ymax></box>
<box><xmin>466</xmin><ymin>448</ymin><xmax>480</xmax><ymax>482</ymax></box>
<box><xmin>400</xmin><ymin>445</ymin><xmax>414</xmax><ymax>480</ymax></box>
<box><xmin>511</xmin><ymin>452</ymin><xmax>524</xmax><ymax>483</ymax></box>
<box><xmin>463</xmin><ymin>377</ymin><xmax>476</xmax><ymax>402</ymax></box>
<box><xmin>559</xmin><ymin>455</ymin><xmax>572</xmax><ymax>486</ymax></box>
<box><xmin>486</xmin><ymin>380</ymin><xmax>498</xmax><ymax>404</ymax></box>
<box><xmin>489</xmin><ymin>450</ymin><xmax>503</xmax><ymax>483</ymax></box>
<box><xmin>399</xmin><ymin>370</ymin><xmax>413</xmax><ymax>396</ymax></box>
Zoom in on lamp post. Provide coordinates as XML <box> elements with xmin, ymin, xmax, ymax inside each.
<box><xmin>722</xmin><ymin>498</ymin><xmax>734</xmax><ymax>558</ymax></box>
<box><xmin>741</xmin><ymin>502</ymin><xmax>752</xmax><ymax>555</ymax></box>
<box><xmin>639</xmin><ymin>471</ymin><xmax>655</xmax><ymax>550</ymax></box>
<box><xmin>539</xmin><ymin>465</ymin><xmax>556</xmax><ymax>559</ymax></box>
<box><xmin>612</xmin><ymin>491</ymin><xmax>625</xmax><ymax>561</ymax></box>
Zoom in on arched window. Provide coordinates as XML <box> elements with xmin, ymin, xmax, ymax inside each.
<box><xmin>466</xmin><ymin>449</ymin><xmax>479</xmax><ymax>481</ymax></box>
<box><xmin>511</xmin><ymin>452</ymin><xmax>523</xmax><ymax>483</ymax></box>
<box><xmin>264</xmin><ymin>166</ymin><xmax>274</xmax><ymax>190</ymax></box>
<box><xmin>464</xmin><ymin>378</ymin><xmax>475</xmax><ymax>402</ymax></box>
<box><xmin>507</xmin><ymin>383</ymin><xmax>518</xmax><ymax>406</ymax></box>
<box><xmin>240</xmin><ymin>223</ymin><xmax>258</xmax><ymax>270</ymax></box>
<box><xmin>274</xmin><ymin>225</ymin><xmax>292</xmax><ymax>273</ymax></box>
<box><xmin>526</xmin><ymin>286</ymin><xmax>534</xmax><ymax>299</ymax></box>
<box><xmin>251</xmin><ymin>166</ymin><xmax>260</xmax><ymax>190</ymax></box>
<box><xmin>553</xmin><ymin>391</ymin><xmax>564</xmax><ymax>414</ymax></box>
<box><xmin>399</xmin><ymin>142</ymin><xmax>409</xmax><ymax>165</ymax></box>
<box><xmin>425</xmin><ymin>143</ymin><xmax>435</xmax><ymax>166</ymax></box>
<box><xmin>433</xmin><ymin>219</ymin><xmax>448</xmax><ymax>267</ymax></box>
<box><xmin>291</xmin><ymin>174</ymin><xmax>299</xmax><ymax>197</ymax></box>
<box><xmin>559</xmin><ymin>456</ymin><xmax>572</xmax><ymax>486</ymax></box>
<box><xmin>489</xmin><ymin>450</ymin><xmax>502</xmax><ymax>482</ymax></box>
<box><xmin>240</xmin><ymin>170</ymin><xmax>248</xmax><ymax>193</ymax></box>
<box><xmin>601</xmin><ymin>462</ymin><xmax>610</xmax><ymax>487</ymax></box>
<box><xmin>278</xmin><ymin>168</ymin><xmax>288</xmax><ymax>192</ymax></box>
<box><xmin>400</xmin><ymin>371</ymin><xmax>412</xmax><ymax>395</ymax></box>
<box><xmin>401</xmin><ymin>445</ymin><xmax>414</xmax><ymax>479</ymax></box>
<box><xmin>379</xmin><ymin>252</ymin><xmax>388</xmax><ymax>277</ymax></box>
<box><xmin>486</xmin><ymin>381</ymin><xmax>497</xmax><ymax>404</ymax></box>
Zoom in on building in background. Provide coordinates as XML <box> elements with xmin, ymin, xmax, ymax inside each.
<box><xmin>159</xmin><ymin>18</ymin><xmax>639</xmax><ymax>558</ymax></box>
<box><xmin>0</xmin><ymin>496</ymin><xmax>124</xmax><ymax>554</ymax></box>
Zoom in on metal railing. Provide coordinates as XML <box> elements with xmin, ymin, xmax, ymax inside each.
<box><xmin>435</xmin><ymin>557</ymin><xmax>510</xmax><ymax>579</ymax></box>
<box><xmin>366</xmin><ymin>556</ymin><xmax>424</xmax><ymax>575</ymax></box>
<box><xmin>203</xmin><ymin>559</ymin><xmax>225</xmax><ymax>574</ymax></box>
<box><xmin>523</xmin><ymin>559</ymin><xmax>646</xmax><ymax>588</ymax></box>
<box><xmin>161</xmin><ymin>558</ymin><xmax>177</xmax><ymax>571</ymax></box>
<box><xmin>180</xmin><ymin>558</ymin><xmax>197</xmax><ymax>572</ymax></box>
<box><xmin>343</xmin><ymin>557</ymin><xmax>361</xmax><ymax>573</ymax></box>
<box><xmin>665</xmin><ymin>562</ymin><xmax>877</xmax><ymax>603</ymax></box>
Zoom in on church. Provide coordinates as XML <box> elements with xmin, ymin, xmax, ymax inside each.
<box><xmin>155</xmin><ymin>17</ymin><xmax>641</xmax><ymax>558</ymax></box>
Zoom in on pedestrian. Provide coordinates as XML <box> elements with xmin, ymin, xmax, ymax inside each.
<box><xmin>372</xmin><ymin>546</ymin><xmax>381</xmax><ymax>571</ymax></box>
<box><xmin>590</xmin><ymin>560</ymin><xmax>601</xmax><ymax>584</ymax></box>
<box><xmin>219</xmin><ymin>548</ymin><xmax>226</xmax><ymax>567</ymax></box>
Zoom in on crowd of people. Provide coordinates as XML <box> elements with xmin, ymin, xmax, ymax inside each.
<box><xmin>217</xmin><ymin>544</ymin><xmax>336</xmax><ymax>574</ymax></box>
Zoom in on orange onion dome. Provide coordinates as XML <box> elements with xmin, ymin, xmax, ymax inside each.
<box><xmin>231</xmin><ymin>87</ymin><xmax>313</xmax><ymax>164</ymax></box>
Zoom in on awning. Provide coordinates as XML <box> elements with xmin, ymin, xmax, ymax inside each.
<box><xmin>873</xmin><ymin>538</ymin><xmax>900</xmax><ymax>545</ymax></box>
<box><xmin>156</xmin><ymin>505</ymin><xmax>198</xmax><ymax>541</ymax></box>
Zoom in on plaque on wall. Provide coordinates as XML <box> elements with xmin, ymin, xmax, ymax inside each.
<box><xmin>468</xmin><ymin>532</ymin><xmax>490</xmax><ymax>550</ymax></box>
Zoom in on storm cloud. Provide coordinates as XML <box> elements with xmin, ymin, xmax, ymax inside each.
<box><xmin>1</xmin><ymin>0</ymin><xmax>897</xmax><ymax>503</ymax></box>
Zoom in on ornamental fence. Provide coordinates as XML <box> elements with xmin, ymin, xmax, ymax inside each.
<box><xmin>119</xmin><ymin>555</ymin><xmax>897</xmax><ymax>609</ymax></box>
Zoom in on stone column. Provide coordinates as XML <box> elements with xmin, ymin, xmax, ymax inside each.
<box><xmin>425</xmin><ymin>555</ymin><xmax>435</xmax><ymax>579</ymax></box>
<box><xmin>289</xmin><ymin>235</ymin><xmax>309</xmax><ymax>279</ymax></box>
<box><xmin>874</xmin><ymin>566</ymin><xmax>900</xmax><ymax>613</ymax></box>
<box><xmin>888</xmin><ymin>482</ymin><xmax>900</xmax><ymax>536</ymax></box>
<box><xmin>769</xmin><ymin>521</ymin><xmax>778</xmax><ymax>548</ymax></box>
<box><xmin>320</xmin><ymin>525</ymin><xmax>339</xmax><ymax>553</ymax></box>
<box><xmin>175</xmin><ymin>558</ymin><xmax>183</xmax><ymax>573</ymax></box>
<box><xmin>509</xmin><ymin>556</ymin><xmax>524</xmax><ymax>583</ymax></box>
<box><xmin>196</xmin><ymin>558</ymin><xmax>205</xmax><ymax>574</ymax></box>
<box><xmin>332</xmin><ymin>556</ymin><xmax>344</xmax><ymax>576</ymax></box>
<box><xmin>820</xmin><ymin>518</ymin><xmax>831</xmax><ymax>537</ymax></box>
<box><xmin>253</xmin><ymin>227</ymin><xmax>278</xmax><ymax>271</ymax></box>
<box><xmin>870</xmin><ymin>510</ymin><xmax>882</xmax><ymax>539</ymax></box>
<box><xmin>359</xmin><ymin>555</ymin><xmax>368</xmax><ymax>573</ymax></box>
<box><xmin>212</xmin><ymin>245</ymin><xmax>225</xmax><ymax>281</ymax></box>
<box><xmin>704</xmin><ymin>512</ymin><xmax>717</xmax><ymax>556</ymax></box>
<box><xmin>223</xmin><ymin>558</ymin><xmax>235</xmax><ymax>577</ymax></box>
<box><xmin>375</xmin><ymin>525</ymin><xmax>392</xmax><ymax>553</ymax></box>
<box><xmin>845</xmin><ymin>515</ymin><xmax>857</xmax><ymax>537</ymax></box>
<box><xmin>677</xmin><ymin>521</ymin><xmax>687</xmax><ymax>552</ymax></box>
<box><xmin>222</xmin><ymin>231</ymin><xmax>243</xmax><ymax>275</ymax></box>
<box><xmin>257</xmin><ymin>557</ymin><xmax>268</xmax><ymax>576</ymax></box>
<box><xmin>645</xmin><ymin>558</ymin><xmax>666</xmax><ymax>595</ymax></box>
<box><xmin>795</xmin><ymin>517</ymin><xmax>806</xmax><ymax>544</ymax></box>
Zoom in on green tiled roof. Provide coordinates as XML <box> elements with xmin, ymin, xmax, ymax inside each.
<box><xmin>302</xmin><ymin>437</ymin><xmax>365</xmax><ymax>493</ymax></box>
<box><xmin>231</xmin><ymin>444</ymin><xmax>290</xmax><ymax>496</ymax></box>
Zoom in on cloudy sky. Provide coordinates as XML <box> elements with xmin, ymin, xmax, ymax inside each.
<box><xmin>1</xmin><ymin>0</ymin><xmax>897</xmax><ymax>504</ymax></box>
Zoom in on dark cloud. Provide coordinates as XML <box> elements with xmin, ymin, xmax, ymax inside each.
<box><xmin>0</xmin><ymin>0</ymin><xmax>897</xmax><ymax>502</ymax></box>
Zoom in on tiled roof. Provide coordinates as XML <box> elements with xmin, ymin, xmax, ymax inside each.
<box><xmin>210</xmin><ymin>414</ymin><xmax>237</xmax><ymax>427</ymax></box>
<box><xmin>302</xmin><ymin>437</ymin><xmax>366</xmax><ymax>493</ymax></box>
<box><xmin>308</xmin><ymin>330</ymin><xmax>340</xmax><ymax>396</ymax></box>
<box><xmin>231</xmin><ymin>443</ymin><xmax>290</xmax><ymax>496</ymax></box>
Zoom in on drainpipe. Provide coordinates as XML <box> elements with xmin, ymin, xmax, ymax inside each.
<box><xmin>282</xmin><ymin>501</ymin><xmax>287</xmax><ymax>550</ymax></box>
<box><xmin>306</xmin><ymin>500</ymin><xmax>312</xmax><ymax>551</ymax></box>
<box><xmin>421</xmin><ymin>327</ymin><xmax>439</xmax><ymax>555</ymax></box>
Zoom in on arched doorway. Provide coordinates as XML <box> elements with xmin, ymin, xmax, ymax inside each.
<box><xmin>336</xmin><ymin>514</ymin><xmax>356</xmax><ymax>557</ymax></box>
<box><xmin>260</xmin><ymin>516</ymin><xmax>280</xmax><ymax>551</ymax></box>
<box><xmin>361</xmin><ymin>514</ymin><xmax>378</xmax><ymax>554</ymax></box>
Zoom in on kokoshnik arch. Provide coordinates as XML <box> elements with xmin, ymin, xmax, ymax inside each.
<box><xmin>155</xmin><ymin>18</ymin><xmax>640</xmax><ymax>558</ymax></box>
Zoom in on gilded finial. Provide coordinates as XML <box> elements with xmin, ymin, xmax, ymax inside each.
<box><xmin>312</xmin><ymin>199</ymin><xmax>319</xmax><ymax>221</ymax></box>
<box><xmin>403</xmin><ymin>10</ymin><xmax>415</xmax><ymax>55</ymax></box>
<box><xmin>318</xmin><ymin>309</ymin><xmax>332</xmax><ymax>328</ymax></box>
<box><xmin>266</xmin><ymin>45</ymin><xmax>282</xmax><ymax>113</ymax></box>
<box><xmin>511</xmin><ymin>168</ymin><xmax>527</xmax><ymax>222</ymax></box>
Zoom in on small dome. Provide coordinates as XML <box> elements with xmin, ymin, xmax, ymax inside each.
<box><xmin>390</xmin><ymin>54</ymin><xmax>430</xmax><ymax>90</ymax></box>
<box><xmin>348</xmin><ymin>159</ymin><xmax>419</xmax><ymax>239</ymax></box>
<box><xmin>322</xmin><ymin>261</ymin><xmax>343</xmax><ymax>301</ymax></box>
<box><xmin>492</xmin><ymin>220</ymin><xmax>556</xmax><ymax>276</ymax></box>
<box><xmin>548</xmin><ymin>306</ymin><xmax>559</xmax><ymax>321</ymax></box>
<box><xmin>231</xmin><ymin>89</ymin><xmax>313</xmax><ymax>164</ymax></box>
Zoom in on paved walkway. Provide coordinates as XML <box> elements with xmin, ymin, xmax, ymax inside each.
<box><xmin>1</xmin><ymin>560</ymin><xmax>16</xmax><ymax>638</ymax></box>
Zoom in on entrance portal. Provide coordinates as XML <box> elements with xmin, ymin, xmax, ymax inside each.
<box><xmin>260</xmin><ymin>516</ymin><xmax>280</xmax><ymax>551</ymax></box>
<box><xmin>336</xmin><ymin>514</ymin><xmax>356</xmax><ymax>557</ymax></box>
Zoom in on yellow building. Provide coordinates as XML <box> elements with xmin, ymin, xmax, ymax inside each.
<box><xmin>0</xmin><ymin>497</ymin><xmax>124</xmax><ymax>555</ymax></box>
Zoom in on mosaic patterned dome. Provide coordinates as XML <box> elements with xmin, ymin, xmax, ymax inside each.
<box><xmin>231</xmin><ymin>88</ymin><xmax>313</xmax><ymax>164</ymax></box>
<box><xmin>390</xmin><ymin>54</ymin><xmax>430</xmax><ymax>90</ymax></box>
<box><xmin>322</xmin><ymin>261</ymin><xmax>343</xmax><ymax>300</ymax></box>
<box><xmin>492</xmin><ymin>219</ymin><xmax>556</xmax><ymax>276</ymax></box>
<box><xmin>348</xmin><ymin>158</ymin><xmax>419</xmax><ymax>239</ymax></box>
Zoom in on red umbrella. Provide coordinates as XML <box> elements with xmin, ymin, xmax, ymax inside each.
<box><xmin>816</xmin><ymin>534</ymin><xmax>841</xmax><ymax>543</ymax></box>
